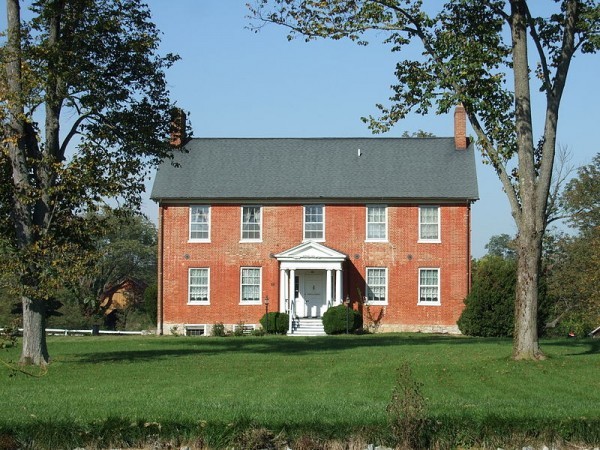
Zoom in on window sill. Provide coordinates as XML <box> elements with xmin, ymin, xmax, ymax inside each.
<box><xmin>188</xmin><ymin>301</ymin><xmax>210</xmax><ymax>306</ymax></box>
<box><xmin>365</xmin><ymin>239</ymin><xmax>388</xmax><ymax>243</ymax></box>
<box><xmin>239</xmin><ymin>301</ymin><xmax>262</xmax><ymax>306</ymax></box>
<box><xmin>188</xmin><ymin>239</ymin><xmax>211</xmax><ymax>244</ymax></box>
<box><xmin>240</xmin><ymin>239</ymin><xmax>263</xmax><ymax>243</ymax></box>
<box><xmin>417</xmin><ymin>301</ymin><xmax>441</xmax><ymax>306</ymax></box>
<box><xmin>417</xmin><ymin>239</ymin><xmax>441</xmax><ymax>244</ymax></box>
<box><xmin>303</xmin><ymin>238</ymin><xmax>325</xmax><ymax>243</ymax></box>
<box><xmin>366</xmin><ymin>301</ymin><xmax>388</xmax><ymax>306</ymax></box>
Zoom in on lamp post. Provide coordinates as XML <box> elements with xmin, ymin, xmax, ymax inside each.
<box><xmin>344</xmin><ymin>295</ymin><xmax>350</xmax><ymax>334</ymax></box>
<box><xmin>265</xmin><ymin>296</ymin><xmax>269</xmax><ymax>334</ymax></box>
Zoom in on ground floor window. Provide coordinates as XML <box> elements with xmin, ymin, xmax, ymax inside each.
<box><xmin>241</xmin><ymin>267</ymin><xmax>261</xmax><ymax>304</ymax></box>
<box><xmin>418</xmin><ymin>268</ymin><xmax>440</xmax><ymax>304</ymax></box>
<box><xmin>366</xmin><ymin>267</ymin><xmax>387</xmax><ymax>304</ymax></box>
<box><xmin>189</xmin><ymin>268</ymin><xmax>209</xmax><ymax>304</ymax></box>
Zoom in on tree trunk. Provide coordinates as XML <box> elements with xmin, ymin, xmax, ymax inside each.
<box><xmin>513</xmin><ymin>229</ymin><xmax>544</xmax><ymax>360</ymax></box>
<box><xmin>20</xmin><ymin>295</ymin><xmax>49</xmax><ymax>366</ymax></box>
<box><xmin>509</xmin><ymin>0</ymin><xmax>546</xmax><ymax>360</ymax></box>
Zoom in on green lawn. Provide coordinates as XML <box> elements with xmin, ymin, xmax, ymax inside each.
<box><xmin>1</xmin><ymin>334</ymin><xmax>599</xmax><ymax>448</ymax></box>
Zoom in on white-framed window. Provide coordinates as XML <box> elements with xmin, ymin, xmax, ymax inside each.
<box><xmin>418</xmin><ymin>268</ymin><xmax>440</xmax><ymax>305</ymax></box>
<box><xmin>419</xmin><ymin>206</ymin><xmax>440</xmax><ymax>242</ymax></box>
<box><xmin>189</xmin><ymin>268</ymin><xmax>209</xmax><ymax>304</ymax></box>
<box><xmin>185</xmin><ymin>325</ymin><xmax>207</xmax><ymax>336</ymax></box>
<box><xmin>366</xmin><ymin>267</ymin><xmax>387</xmax><ymax>304</ymax></box>
<box><xmin>304</xmin><ymin>205</ymin><xmax>324</xmax><ymax>241</ymax></box>
<box><xmin>366</xmin><ymin>205</ymin><xmax>387</xmax><ymax>241</ymax></box>
<box><xmin>241</xmin><ymin>206</ymin><xmax>262</xmax><ymax>241</ymax></box>
<box><xmin>240</xmin><ymin>267</ymin><xmax>261</xmax><ymax>304</ymax></box>
<box><xmin>189</xmin><ymin>205</ymin><xmax>210</xmax><ymax>242</ymax></box>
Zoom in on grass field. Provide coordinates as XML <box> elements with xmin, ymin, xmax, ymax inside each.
<box><xmin>1</xmin><ymin>334</ymin><xmax>599</xmax><ymax>449</ymax></box>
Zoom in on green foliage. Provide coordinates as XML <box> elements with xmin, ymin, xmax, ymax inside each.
<box><xmin>1</xmin><ymin>0</ymin><xmax>183</xmax><ymax>363</ymax></box>
<box><xmin>458</xmin><ymin>256</ymin><xmax>517</xmax><ymax>337</ymax></box>
<box><xmin>485</xmin><ymin>233</ymin><xmax>517</xmax><ymax>259</ymax></box>
<box><xmin>562</xmin><ymin>153</ymin><xmax>600</xmax><ymax>233</ymax></box>
<box><xmin>546</xmin><ymin>154</ymin><xmax>600</xmax><ymax>333</ymax></box>
<box><xmin>387</xmin><ymin>362</ymin><xmax>428</xmax><ymax>449</ymax></box>
<box><xmin>233</xmin><ymin>322</ymin><xmax>246</xmax><ymax>337</ymax></box>
<box><xmin>322</xmin><ymin>304</ymin><xmax>363</xmax><ymax>335</ymax></box>
<box><xmin>143</xmin><ymin>283</ymin><xmax>158</xmax><ymax>325</ymax></box>
<box><xmin>259</xmin><ymin>312</ymin><xmax>289</xmax><ymax>334</ymax></box>
<box><xmin>0</xmin><ymin>319</ymin><xmax>19</xmax><ymax>349</ymax></box>
<box><xmin>211</xmin><ymin>322</ymin><xmax>226</xmax><ymax>337</ymax></box>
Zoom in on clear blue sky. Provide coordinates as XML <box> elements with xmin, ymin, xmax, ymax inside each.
<box><xmin>4</xmin><ymin>2</ymin><xmax>599</xmax><ymax>257</ymax></box>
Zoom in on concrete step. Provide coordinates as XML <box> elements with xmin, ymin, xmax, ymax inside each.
<box><xmin>290</xmin><ymin>318</ymin><xmax>326</xmax><ymax>336</ymax></box>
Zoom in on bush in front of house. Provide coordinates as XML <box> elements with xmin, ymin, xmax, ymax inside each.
<box><xmin>259</xmin><ymin>312</ymin><xmax>289</xmax><ymax>334</ymax></box>
<box><xmin>457</xmin><ymin>256</ymin><xmax>516</xmax><ymax>337</ymax></box>
<box><xmin>322</xmin><ymin>304</ymin><xmax>363</xmax><ymax>335</ymax></box>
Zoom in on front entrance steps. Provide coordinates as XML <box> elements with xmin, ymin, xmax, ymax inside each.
<box><xmin>290</xmin><ymin>317</ymin><xmax>326</xmax><ymax>336</ymax></box>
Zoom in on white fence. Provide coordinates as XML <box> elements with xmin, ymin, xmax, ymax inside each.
<box><xmin>1</xmin><ymin>327</ymin><xmax>148</xmax><ymax>336</ymax></box>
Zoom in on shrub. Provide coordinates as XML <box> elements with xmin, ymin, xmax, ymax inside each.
<box><xmin>212</xmin><ymin>322</ymin><xmax>226</xmax><ymax>337</ymax></box>
<box><xmin>322</xmin><ymin>304</ymin><xmax>362</xmax><ymax>335</ymax></box>
<box><xmin>458</xmin><ymin>256</ymin><xmax>516</xmax><ymax>337</ymax></box>
<box><xmin>259</xmin><ymin>312</ymin><xmax>289</xmax><ymax>334</ymax></box>
<box><xmin>233</xmin><ymin>322</ymin><xmax>246</xmax><ymax>337</ymax></box>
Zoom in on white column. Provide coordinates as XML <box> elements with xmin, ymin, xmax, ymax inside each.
<box><xmin>335</xmin><ymin>268</ymin><xmax>342</xmax><ymax>305</ymax></box>
<box><xmin>280</xmin><ymin>269</ymin><xmax>287</xmax><ymax>312</ymax></box>
<box><xmin>288</xmin><ymin>269</ymin><xmax>295</xmax><ymax>334</ymax></box>
<box><xmin>326</xmin><ymin>269</ymin><xmax>332</xmax><ymax>307</ymax></box>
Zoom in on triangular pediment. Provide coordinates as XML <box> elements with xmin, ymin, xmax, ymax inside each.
<box><xmin>275</xmin><ymin>241</ymin><xmax>347</xmax><ymax>262</ymax></box>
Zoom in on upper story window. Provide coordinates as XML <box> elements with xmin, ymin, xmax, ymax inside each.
<box><xmin>189</xmin><ymin>268</ymin><xmax>209</xmax><ymax>304</ymax></box>
<box><xmin>366</xmin><ymin>267</ymin><xmax>387</xmax><ymax>305</ymax></box>
<box><xmin>304</xmin><ymin>205</ymin><xmax>324</xmax><ymax>241</ymax></box>
<box><xmin>190</xmin><ymin>205</ymin><xmax>210</xmax><ymax>242</ymax></box>
<box><xmin>240</xmin><ymin>267</ymin><xmax>261</xmax><ymax>304</ymax></box>
<box><xmin>241</xmin><ymin>206</ymin><xmax>262</xmax><ymax>241</ymax></box>
<box><xmin>366</xmin><ymin>205</ymin><xmax>387</xmax><ymax>241</ymax></box>
<box><xmin>418</xmin><ymin>268</ymin><xmax>440</xmax><ymax>305</ymax></box>
<box><xmin>418</xmin><ymin>206</ymin><xmax>440</xmax><ymax>242</ymax></box>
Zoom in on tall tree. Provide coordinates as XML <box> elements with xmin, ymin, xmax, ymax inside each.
<box><xmin>1</xmin><ymin>0</ymin><xmax>183</xmax><ymax>365</ymax></box>
<box><xmin>75</xmin><ymin>209</ymin><xmax>158</xmax><ymax>310</ymax></box>
<box><xmin>547</xmin><ymin>153</ymin><xmax>600</xmax><ymax>330</ymax></box>
<box><xmin>249</xmin><ymin>0</ymin><xmax>600</xmax><ymax>359</ymax></box>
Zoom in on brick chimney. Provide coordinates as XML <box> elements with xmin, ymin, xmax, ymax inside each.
<box><xmin>454</xmin><ymin>104</ymin><xmax>468</xmax><ymax>150</ymax></box>
<box><xmin>170</xmin><ymin>108</ymin><xmax>186</xmax><ymax>148</ymax></box>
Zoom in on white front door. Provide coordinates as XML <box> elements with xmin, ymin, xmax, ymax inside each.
<box><xmin>303</xmin><ymin>273</ymin><xmax>326</xmax><ymax>317</ymax></box>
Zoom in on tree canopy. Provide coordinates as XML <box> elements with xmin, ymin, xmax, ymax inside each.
<box><xmin>1</xmin><ymin>0</ymin><xmax>184</xmax><ymax>365</ymax></box>
<box><xmin>249</xmin><ymin>0</ymin><xmax>600</xmax><ymax>359</ymax></box>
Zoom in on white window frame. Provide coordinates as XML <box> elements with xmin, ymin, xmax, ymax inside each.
<box><xmin>189</xmin><ymin>205</ymin><xmax>211</xmax><ymax>242</ymax></box>
<box><xmin>240</xmin><ymin>267</ymin><xmax>262</xmax><ymax>305</ymax></box>
<box><xmin>185</xmin><ymin>324</ymin><xmax>208</xmax><ymax>336</ymax></box>
<box><xmin>418</xmin><ymin>206</ymin><xmax>441</xmax><ymax>243</ymax></box>
<box><xmin>366</xmin><ymin>205</ymin><xmax>388</xmax><ymax>242</ymax></box>
<box><xmin>303</xmin><ymin>205</ymin><xmax>325</xmax><ymax>242</ymax></box>
<box><xmin>366</xmin><ymin>267</ymin><xmax>388</xmax><ymax>305</ymax></box>
<box><xmin>418</xmin><ymin>268</ymin><xmax>441</xmax><ymax>306</ymax></box>
<box><xmin>188</xmin><ymin>268</ymin><xmax>210</xmax><ymax>305</ymax></box>
<box><xmin>240</xmin><ymin>205</ymin><xmax>262</xmax><ymax>242</ymax></box>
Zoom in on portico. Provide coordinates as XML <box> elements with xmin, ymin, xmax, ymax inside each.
<box><xmin>274</xmin><ymin>241</ymin><xmax>347</xmax><ymax>332</ymax></box>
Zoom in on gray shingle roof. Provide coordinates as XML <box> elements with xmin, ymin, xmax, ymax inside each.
<box><xmin>151</xmin><ymin>138</ymin><xmax>478</xmax><ymax>202</ymax></box>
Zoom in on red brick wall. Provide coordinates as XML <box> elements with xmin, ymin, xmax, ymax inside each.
<box><xmin>159</xmin><ymin>203</ymin><xmax>471</xmax><ymax>332</ymax></box>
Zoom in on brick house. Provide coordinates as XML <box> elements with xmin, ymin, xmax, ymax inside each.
<box><xmin>151</xmin><ymin>106</ymin><xmax>478</xmax><ymax>336</ymax></box>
